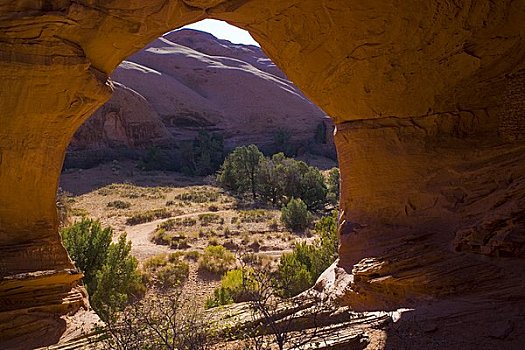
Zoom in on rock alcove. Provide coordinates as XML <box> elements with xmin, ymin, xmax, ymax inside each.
<box><xmin>0</xmin><ymin>1</ymin><xmax>524</xmax><ymax>349</ymax></box>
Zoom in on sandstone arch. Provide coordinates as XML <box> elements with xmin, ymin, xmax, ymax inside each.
<box><xmin>1</xmin><ymin>1</ymin><xmax>524</xmax><ymax>348</ymax></box>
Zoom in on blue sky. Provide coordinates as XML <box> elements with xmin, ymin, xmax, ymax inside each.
<box><xmin>182</xmin><ymin>19</ymin><xmax>260</xmax><ymax>46</ymax></box>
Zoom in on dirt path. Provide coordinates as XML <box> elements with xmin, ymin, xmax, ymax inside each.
<box><xmin>125</xmin><ymin>210</ymin><xmax>231</xmax><ymax>261</ymax></box>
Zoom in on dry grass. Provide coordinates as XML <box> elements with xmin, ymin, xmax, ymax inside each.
<box><xmin>61</xmin><ymin>161</ymin><xmax>314</xmax><ymax>308</ymax></box>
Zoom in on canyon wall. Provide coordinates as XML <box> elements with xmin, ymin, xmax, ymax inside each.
<box><xmin>0</xmin><ymin>1</ymin><xmax>524</xmax><ymax>348</ymax></box>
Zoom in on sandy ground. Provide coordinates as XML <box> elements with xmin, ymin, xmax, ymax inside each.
<box><xmin>60</xmin><ymin>160</ymin><xmax>313</xmax><ymax>307</ymax></box>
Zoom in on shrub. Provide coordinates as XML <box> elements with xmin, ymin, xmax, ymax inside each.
<box><xmin>178</xmin><ymin>131</ymin><xmax>224</xmax><ymax>176</ymax></box>
<box><xmin>126</xmin><ymin>208</ymin><xmax>171</xmax><ymax>225</ymax></box>
<box><xmin>61</xmin><ymin>219</ymin><xmax>111</xmax><ymax>294</ymax></box>
<box><xmin>277</xmin><ymin>253</ymin><xmax>312</xmax><ymax>298</ymax></box>
<box><xmin>107</xmin><ymin>200</ymin><xmax>131</xmax><ymax>209</ymax></box>
<box><xmin>204</xmin><ymin>286</ymin><xmax>233</xmax><ymax>309</ymax></box>
<box><xmin>280</xmin><ymin>198</ymin><xmax>311</xmax><ymax>231</ymax></box>
<box><xmin>175</xmin><ymin>188</ymin><xmax>219</xmax><ymax>203</ymax></box>
<box><xmin>198</xmin><ymin>245</ymin><xmax>236</xmax><ymax>275</ymax></box>
<box><xmin>208</xmin><ymin>204</ymin><xmax>219</xmax><ymax>212</ymax></box>
<box><xmin>91</xmin><ymin>234</ymin><xmax>145</xmax><ymax>320</ymax></box>
<box><xmin>198</xmin><ymin>213</ymin><xmax>221</xmax><ymax>226</ymax></box>
<box><xmin>61</xmin><ymin>219</ymin><xmax>143</xmax><ymax>321</ymax></box>
<box><xmin>277</xmin><ymin>211</ymin><xmax>338</xmax><ymax>297</ymax></box>
<box><xmin>205</xmin><ymin>268</ymin><xmax>258</xmax><ymax>308</ymax></box>
<box><xmin>326</xmin><ymin>167</ymin><xmax>340</xmax><ymax>204</ymax></box>
<box><xmin>239</xmin><ymin>209</ymin><xmax>273</xmax><ymax>223</ymax></box>
<box><xmin>185</xmin><ymin>250</ymin><xmax>201</xmax><ymax>261</ymax></box>
<box><xmin>158</xmin><ymin>217</ymin><xmax>196</xmax><ymax>231</ymax></box>
<box><xmin>142</xmin><ymin>254</ymin><xmax>189</xmax><ymax>290</ymax></box>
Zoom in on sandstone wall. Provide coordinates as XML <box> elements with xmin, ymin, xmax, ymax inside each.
<box><xmin>0</xmin><ymin>1</ymin><xmax>524</xmax><ymax>348</ymax></box>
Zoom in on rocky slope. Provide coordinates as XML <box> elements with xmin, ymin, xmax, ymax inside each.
<box><xmin>67</xmin><ymin>29</ymin><xmax>334</xmax><ymax>167</ymax></box>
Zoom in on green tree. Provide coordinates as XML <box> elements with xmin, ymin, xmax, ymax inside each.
<box><xmin>257</xmin><ymin>157</ymin><xmax>282</xmax><ymax>205</ymax></box>
<box><xmin>60</xmin><ymin>219</ymin><xmax>112</xmax><ymax>294</ymax></box>
<box><xmin>326</xmin><ymin>167</ymin><xmax>340</xmax><ymax>204</ymax></box>
<box><xmin>280</xmin><ymin>198</ymin><xmax>311</xmax><ymax>232</ymax></box>
<box><xmin>192</xmin><ymin>131</ymin><xmax>224</xmax><ymax>175</ymax></box>
<box><xmin>91</xmin><ymin>234</ymin><xmax>143</xmax><ymax>321</ymax></box>
<box><xmin>217</xmin><ymin>144</ymin><xmax>264</xmax><ymax>199</ymax></box>
<box><xmin>299</xmin><ymin>166</ymin><xmax>328</xmax><ymax>210</ymax></box>
<box><xmin>61</xmin><ymin>219</ymin><xmax>144</xmax><ymax>321</ymax></box>
<box><xmin>273</xmin><ymin>129</ymin><xmax>294</xmax><ymax>156</ymax></box>
<box><xmin>180</xmin><ymin>131</ymin><xmax>224</xmax><ymax>176</ymax></box>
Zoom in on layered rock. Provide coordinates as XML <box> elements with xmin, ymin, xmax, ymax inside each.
<box><xmin>68</xmin><ymin>29</ymin><xmax>333</xmax><ymax>167</ymax></box>
<box><xmin>0</xmin><ymin>1</ymin><xmax>524</xmax><ymax>348</ymax></box>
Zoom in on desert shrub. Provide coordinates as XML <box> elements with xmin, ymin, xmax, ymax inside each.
<box><xmin>280</xmin><ymin>198</ymin><xmax>311</xmax><ymax>231</ymax></box>
<box><xmin>139</xmin><ymin>146</ymin><xmax>174</xmax><ymax>171</ymax></box>
<box><xmin>175</xmin><ymin>188</ymin><xmax>219</xmax><ymax>203</ymax></box>
<box><xmin>208</xmin><ymin>204</ymin><xmax>219</xmax><ymax>212</ymax></box>
<box><xmin>158</xmin><ymin>217</ymin><xmax>196</xmax><ymax>231</ymax></box>
<box><xmin>185</xmin><ymin>250</ymin><xmax>201</xmax><ymax>261</ymax></box>
<box><xmin>205</xmin><ymin>285</ymin><xmax>233</xmax><ymax>309</ymax></box>
<box><xmin>151</xmin><ymin>229</ymin><xmax>189</xmax><ymax>249</ymax></box>
<box><xmin>239</xmin><ymin>209</ymin><xmax>273</xmax><ymax>223</ymax></box>
<box><xmin>101</xmin><ymin>292</ymin><xmax>212</xmax><ymax>350</ymax></box>
<box><xmin>70</xmin><ymin>207</ymin><xmax>89</xmax><ymax>217</ymax></box>
<box><xmin>276</xmin><ymin>253</ymin><xmax>313</xmax><ymax>298</ymax></box>
<box><xmin>273</xmin><ymin>128</ymin><xmax>294</xmax><ymax>156</ymax></box>
<box><xmin>205</xmin><ymin>268</ymin><xmax>257</xmax><ymax>308</ymax></box>
<box><xmin>61</xmin><ymin>219</ymin><xmax>111</xmax><ymax>293</ymax></box>
<box><xmin>107</xmin><ymin>200</ymin><xmax>131</xmax><ymax>209</ymax></box>
<box><xmin>97</xmin><ymin>188</ymin><xmax>111</xmax><ymax>196</ymax></box>
<box><xmin>198</xmin><ymin>245</ymin><xmax>236</xmax><ymax>275</ymax></box>
<box><xmin>326</xmin><ymin>167</ymin><xmax>340</xmax><ymax>204</ymax></box>
<box><xmin>151</xmin><ymin>228</ymin><xmax>170</xmax><ymax>245</ymax></box>
<box><xmin>178</xmin><ymin>131</ymin><xmax>224</xmax><ymax>176</ymax></box>
<box><xmin>61</xmin><ymin>219</ymin><xmax>144</xmax><ymax>321</ymax></box>
<box><xmin>277</xmin><ymin>211</ymin><xmax>338</xmax><ymax>297</ymax></box>
<box><xmin>198</xmin><ymin>213</ymin><xmax>221</xmax><ymax>226</ymax></box>
<box><xmin>91</xmin><ymin>235</ymin><xmax>145</xmax><ymax>320</ymax></box>
<box><xmin>171</xmin><ymin>238</ymin><xmax>190</xmax><ymax>250</ymax></box>
<box><xmin>142</xmin><ymin>254</ymin><xmax>189</xmax><ymax>290</ymax></box>
<box><xmin>126</xmin><ymin>208</ymin><xmax>171</xmax><ymax>225</ymax></box>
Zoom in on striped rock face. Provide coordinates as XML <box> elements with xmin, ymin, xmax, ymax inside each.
<box><xmin>0</xmin><ymin>1</ymin><xmax>524</xmax><ymax>348</ymax></box>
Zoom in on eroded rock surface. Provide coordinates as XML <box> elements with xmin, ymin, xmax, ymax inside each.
<box><xmin>0</xmin><ymin>1</ymin><xmax>524</xmax><ymax>348</ymax></box>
